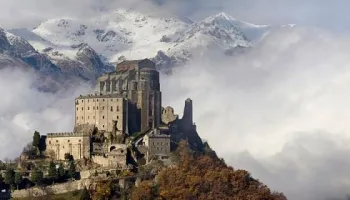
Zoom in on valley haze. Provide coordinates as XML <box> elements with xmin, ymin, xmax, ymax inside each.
<box><xmin>1</xmin><ymin>1</ymin><xmax>350</xmax><ymax>200</ymax></box>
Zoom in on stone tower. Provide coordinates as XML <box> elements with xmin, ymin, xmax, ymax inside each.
<box><xmin>95</xmin><ymin>59</ymin><xmax>162</xmax><ymax>133</ymax></box>
<box><xmin>182</xmin><ymin>98</ymin><xmax>193</xmax><ymax>131</ymax></box>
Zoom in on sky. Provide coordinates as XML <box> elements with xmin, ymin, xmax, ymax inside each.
<box><xmin>1</xmin><ymin>0</ymin><xmax>350</xmax><ymax>200</ymax></box>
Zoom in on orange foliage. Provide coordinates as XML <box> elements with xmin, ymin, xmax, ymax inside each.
<box><xmin>132</xmin><ymin>141</ymin><xmax>287</xmax><ymax>200</ymax></box>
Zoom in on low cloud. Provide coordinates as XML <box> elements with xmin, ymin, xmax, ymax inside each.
<box><xmin>161</xmin><ymin>26</ymin><xmax>350</xmax><ymax>200</ymax></box>
<box><xmin>0</xmin><ymin>68</ymin><xmax>92</xmax><ymax>160</ymax></box>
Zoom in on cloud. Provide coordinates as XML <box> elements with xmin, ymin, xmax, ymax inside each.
<box><xmin>0</xmin><ymin>67</ymin><xmax>92</xmax><ymax>160</ymax></box>
<box><xmin>160</xmin><ymin>26</ymin><xmax>350</xmax><ymax>200</ymax></box>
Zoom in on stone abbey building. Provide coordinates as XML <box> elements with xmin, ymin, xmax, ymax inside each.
<box><xmin>44</xmin><ymin>59</ymin><xmax>201</xmax><ymax>168</ymax></box>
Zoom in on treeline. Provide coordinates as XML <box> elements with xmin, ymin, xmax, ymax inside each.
<box><xmin>130</xmin><ymin>141</ymin><xmax>287</xmax><ymax>200</ymax></box>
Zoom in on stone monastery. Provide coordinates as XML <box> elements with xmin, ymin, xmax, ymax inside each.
<box><xmin>44</xmin><ymin>59</ymin><xmax>202</xmax><ymax>169</ymax></box>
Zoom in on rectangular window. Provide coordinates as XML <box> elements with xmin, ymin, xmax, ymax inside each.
<box><xmin>93</xmin><ymin>107</ymin><xmax>95</xmax><ymax>110</ymax></box>
<box><xmin>110</xmin><ymin>106</ymin><xmax>113</xmax><ymax>111</ymax></box>
<box><xmin>97</xmin><ymin>106</ymin><xmax>99</xmax><ymax>110</ymax></box>
<box><xmin>102</xmin><ymin>116</ymin><xmax>105</xmax><ymax>119</ymax></box>
<box><xmin>88</xmin><ymin>107</ymin><xmax>90</xmax><ymax>110</ymax></box>
<box><xmin>82</xmin><ymin>107</ymin><xmax>84</xmax><ymax>110</ymax></box>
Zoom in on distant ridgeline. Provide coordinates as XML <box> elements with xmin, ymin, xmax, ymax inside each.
<box><xmin>42</xmin><ymin>58</ymin><xmax>203</xmax><ymax>169</ymax></box>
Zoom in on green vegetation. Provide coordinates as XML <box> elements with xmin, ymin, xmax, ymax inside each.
<box><xmin>4</xmin><ymin>168</ymin><xmax>15</xmax><ymax>188</ymax></box>
<box><xmin>30</xmin><ymin>167</ymin><xmax>43</xmax><ymax>185</ymax></box>
<box><xmin>14</xmin><ymin>172</ymin><xmax>22</xmax><ymax>190</ymax></box>
<box><xmin>32</xmin><ymin>131</ymin><xmax>41</xmax><ymax>155</ymax></box>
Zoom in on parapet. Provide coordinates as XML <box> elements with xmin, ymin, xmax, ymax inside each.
<box><xmin>46</xmin><ymin>132</ymin><xmax>90</xmax><ymax>138</ymax></box>
<box><xmin>76</xmin><ymin>93</ymin><xmax>123</xmax><ymax>100</ymax></box>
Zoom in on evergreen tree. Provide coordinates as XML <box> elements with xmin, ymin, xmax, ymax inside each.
<box><xmin>4</xmin><ymin>168</ymin><xmax>15</xmax><ymax>187</ymax></box>
<box><xmin>58</xmin><ymin>163</ymin><xmax>65</xmax><ymax>181</ymax></box>
<box><xmin>14</xmin><ymin>172</ymin><xmax>22</xmax><ymax>190</ymax></box>
<box><xmin>32</xmin><ymin>131</ymin><xmax>41</xmax><ymax>154</ymax></box>
<box><xmin>68</xmin><ymin>161</ymin><xmax>76</xmax><ymax>180</ymax></box>
<box><xmin>79</xmin><ymin>187</ymin><xmax>91</xmax><ymax>200</ymax></box>
<box><xmin>47</xmin><ymin>161</ymin><xmax>58</xmax><ymax>183</ymax></box>
<box><xmin>31</xmin><ymin>168</ymin><xmax>43</xmax><ymax>185</ymax></box>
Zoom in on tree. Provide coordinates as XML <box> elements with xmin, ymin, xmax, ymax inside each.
<box><xmin>47</xmin><ymin>161</ymin><xmax>58</xmax><ymax>183</ymax></box>
<box><xmin>68</xmin><ymin>161</ymin><xmax>76</xmax><ymax>180</ymax></box>
<box><xmin>79</xmin><ymin>187</ymin><xmax>91</xmax><ymax>200</ymax></box>
<box><xmin>32</xmin><ymin>131</ymin><xmax>41</xmax><ymax>155</ymax></box>
<box><xmin>30</xmin><ymin>168</ymin><xmax>43</xmax><ymax>185</ymax></box>
<box><xmin>57</xmin><ymin>163</ymin><xmax>65</xmax><ymax>181</ymax></box>
<box><xmin>4</xmin><ymin>168</ymin><xmax>15</xmax><ymax>187</ymax></box>
<box><xmin>14</xmin><ymin>172</ymin><xmax>22</xmax><ymax>190</ymax></box>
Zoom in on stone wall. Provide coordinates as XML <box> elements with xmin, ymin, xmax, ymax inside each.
<box><xmin>46</xmin><ymin>133</ymin><xmax>90</xmax><ymax>160</ymax></box>
<box><xmin>75</xmin><ymin>95</ymin><xmax>127</xmax><ymax>133</ymax></box>
<box><xmin>11</xmin><ymin>179</ymin><xmax>94</xmax><ymax>199</ymax></box>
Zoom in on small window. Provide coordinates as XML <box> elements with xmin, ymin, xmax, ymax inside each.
<box><xmin>63</xmin><ymin>146</ymin><xmax>64</xmax><ymax>149</ymax></box>
<box><xmin>93</xmin><ymin>116</ymin><xmax>95</xmax><ymax>119</ymax></box>
<box><xmin>81</xmin><ymin>100</ymin><xmax>84</xmax><ymax>103</ymax></box>
<box><xmin>82</xmin><ymin>116</ymin><xmax>84</xmax><ymax>119</ymax></box>
<box><xmin>117</xmin><ymin>116</ymin><xmax>119</xmax><ymax>119</ymax></box>
<box><xmin>111</xmin><ymin>99</ymin><xmax>113</xmax><ymax>102</ymax></box>
<box><xmin>110</xmin><ymin>106</ymin><xmax>113</xmax><ymax>111</ymax></box>
<box><xmin>82</xmin><ymin>107</ymin><xmax>84</xmax><ymax>110</ymax></box>
<box><xmin>102</xmin><ymin>116</ymin><xmax>105</xmax><ymax>119</ymax></box>
<box><xmin>103</xmin><ymin>99</ymin><xmax>105</xmax><ymax>102</ymax></box>
<box><xmin>68</xmin><ymin>140</ymin><xmax>70</xmax><ymax>142</ymax></box>
<box><xmin>56</xmin><ymin>140</ymin><xmax>58</xmax><ymax>142</ymax></box>
<box><xmin>117</xmin><ymin>106</ymin><xmax>119</xmax><ymax>111</ymax></box>
<box><xmin>76</xmin><ymin>107</ymin><xmax>78</xmax><ymax>111</ymax></box>
<box><xmin>88</xmin><ymin>116</ymin><xmax>90</xmax><ymax>119</ymax></box>
<box><xmin>88</xmin><ymin>107</ymin><xmax>90</xmax><ymax>110</ymax></box>
<box><xmin>49</xmin><ymin>141</ymin><xmax>51</xmax><ymax>144</ymax></box>
<box><xmin>76</xmin><ymin>117</ymin><xmax>78</xmax><ymax>120</ymax></box>
<box><xmin>93</xmin><ymin>106</ymin><xmax>95</xmax><ymax>110</ymax></box>
<box><xmin>97</xmin><ymin>99</ymin><xmax>99</xmax><ymax>102</ymax></box>
<box><xmin>88</xmin><ymin>100</ymin><xmax>89</xmax><ymax>102</ymax></box>
<box><xmin>79</xmin><ymin>139</ymin><xmax>81</xmax><ymax>142</ymax></box>
<box><xmin>97</xmin><ymin>106</ymin><xmax>99</xmax><ymax>110</ymax></box>
<box><xmin>102</xmin><ymin>106</ymin><xmax>104</xmax><ymax>110</ymax></box>
<box><xmin>103</xmin><ymin>125</ymin><xmax>105</xmax><ymax>128</ymax></box>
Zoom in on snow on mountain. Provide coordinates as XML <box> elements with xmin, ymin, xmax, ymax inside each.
<box><xmin>31</xmin><ymin>9</ymin><xmax>191</xmax><ymax>62</ymax></box>
<box><xmin>9</xmin><ymin>27</ymin><xmax>114</xmax><ymax>82</ymax></box>
<box><xmin>7</xmin><ymin>10</ymin><xmax>274</xmax><ymax>74</ymax></box>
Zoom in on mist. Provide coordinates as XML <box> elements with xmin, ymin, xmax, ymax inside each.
<box><xmin>0</xmin><ymin>68</ymin><xmax>92</xmax><ymax>160</ymax></box>
<box><xmin>161</xmin><ymin>26</ymin><xmax>350</xmax><ymax>200</ymax></box>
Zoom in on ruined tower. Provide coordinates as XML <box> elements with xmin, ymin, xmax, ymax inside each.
<box><xmin>182</xmin><ymin>98</ymin><xmax>194</xmax><ymax>131</ymax></box>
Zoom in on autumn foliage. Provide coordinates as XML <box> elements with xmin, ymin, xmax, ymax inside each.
<box><xmin>131</xmin><ymin>141</ymin><xmax>286</xmax><ymax>200</ymax></box>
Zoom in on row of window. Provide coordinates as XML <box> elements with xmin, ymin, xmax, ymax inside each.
<box><xmin>77</xmin><ymin>106</ymin><xmax>120</xmax><ymax>111</ymax></box>
<box><xmin>76</xmin><ymin>115</ymin><xmax>119</xmax><ymax>120</ymax></box>
<box><xmin>153</xmin><ymin>142</ymin><xmax>168</xmax><ymax>146</ymax></box>
<box><xmin>79</xmin><ymin>98</ymin><xmax>119</xmax><ymax>103</ymax></box>
<box><xmin>48</xmin><ymin>139</ymin><xmax>81</xmax><ymax>144</ymax></box>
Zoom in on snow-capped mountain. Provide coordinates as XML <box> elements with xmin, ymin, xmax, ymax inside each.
<box><xmin>9</xmin><ymin>28</ymin><xmax>113</xmax><ymax>83</ymax></box>
<box><xmin>9</xmin><ymin>9</ymin><xmax>271</xmax><ymax>69</ymax></box>
<box><xmin>2</xmin><ymin>9</ymin><xmax>276</xmax><ymax>84</ymax></box>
